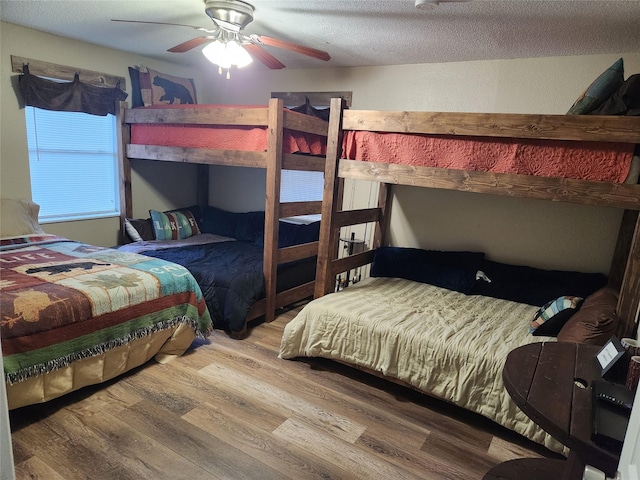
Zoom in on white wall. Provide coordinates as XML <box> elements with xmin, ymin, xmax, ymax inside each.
<box><xmin>0</xmin><ymin>22</ymin><xmax>205</xmax><ymax>247</ymax></box>
<box><xmin>1</xmin><ymin>19</ymin><xmax>638</xmax><ymax>271</ymax></box>
<box><xmin>203</xmin><ymin>53</ymin><xmax>640</xmax><ymax>273</ymax></box>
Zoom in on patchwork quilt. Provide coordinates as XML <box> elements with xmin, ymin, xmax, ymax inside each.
<box><xmin>1</xmin><ymin>235</ymin><xmax>212</xmax><ymax>385</ymax></box>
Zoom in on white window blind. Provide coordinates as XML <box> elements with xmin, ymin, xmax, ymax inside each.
<box><xmin>280</xmin><ymin>169</ymin><xmax>324</xmax><ymax>223</ymax></box>
<box><xmin>280</xmin><ymin>169</ymin><xmax>324</xmax><ymax>202</ymax></box>
<box><xmin>25</xmin><ymin>107</ymin><xmax>119</xmax><ymax>223</ymax></box>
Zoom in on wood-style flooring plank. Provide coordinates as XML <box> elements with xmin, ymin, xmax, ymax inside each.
<box><xmin>13</xmin><ymin>455</ymin><xmax>67</xmax><ymax>480</ymax></box>
<box><xmin>183</xmin><ymin>401</ymin><xmax>354</xmax><ymax>480</ymax></box>
<box><xmin>10</xmin><ymin>305</ymin><xmax>559</xmax><ymax>480</ymax></box>
<box><xmin>206</xmin><ymin>336</ymin><xmax>433</xmax><ymax>450</ymax></box>
<box><xmin>116</xmin><ymin>399</ymin><xmax>285</xmax><ymax>480</ymax></box>
<box><xmin>198</xmin><ymin>361</ymin><xmax>368</xmax><ymax>443</ymax></box>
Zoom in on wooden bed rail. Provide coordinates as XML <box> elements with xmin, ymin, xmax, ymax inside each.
<box><xmin>342</xmin><ymin>110</ymin><xmax>640</xmax><ymax>144</ymax></box>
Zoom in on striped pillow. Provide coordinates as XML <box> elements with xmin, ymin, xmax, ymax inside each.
<box><xmin>150</xmin><ymin>209</ymin><xmax>201</xmax><ymax>241</ymax></box>
<box><xmin>530</xmin><ymin>295</ymin><xmax>583</xmax><ymax>336</ymax></box>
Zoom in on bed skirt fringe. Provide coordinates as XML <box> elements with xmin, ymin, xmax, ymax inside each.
<box><xmin>4</xmin><ymin>315</ymin><xmax>203</xmax><ymax>385</ymax></box>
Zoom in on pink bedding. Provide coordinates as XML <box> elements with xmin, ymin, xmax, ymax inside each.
<box><xmin>130</xmin><ymin>104</ymin><xmax>327</xmax><ymax>155</ymax></box>
<box><xmin>342</xmin><ymin>131</ymin><xmax>635</xmax><ymax>182</ymax></box>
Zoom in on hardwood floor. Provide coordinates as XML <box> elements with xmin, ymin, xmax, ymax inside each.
<box><xmin>9</xmin><ymin>304</ymin><xmax>561</xmax><ymax>480</ymax></box>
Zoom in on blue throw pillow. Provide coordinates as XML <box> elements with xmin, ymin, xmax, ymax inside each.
<box><xmin>370</xmin><ymin>247</ymin><xmax>485</xmax><ymax>294</ymax></box>
<box><xmin>567</xmin><ymin>58</ymin><xmax>624</xmax><ymax>115</ymax></box>
<box><xmin>201</xmin><ymin>206</ymin><xmax>264</xmax><ymax>242</ymax></box>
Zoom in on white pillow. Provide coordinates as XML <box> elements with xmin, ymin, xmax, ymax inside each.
<box><xmin>0</xmin><ymin>198</ymin><xmax>46</xmax><ymax>238</ymax></box>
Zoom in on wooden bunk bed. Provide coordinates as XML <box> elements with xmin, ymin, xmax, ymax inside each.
<box><xmin>118</xmin><ymin>98</ymin><xmax>330</xmax><ymax>338</ymax></box>
<box><xmin>280</xmin><ymin>98</ymin><xmax>640</xmax><ymax>457</ymax></box>
<box><xmin>316</xmin><ymin>98</ymin><xmax>640</xmax><ymax>337</ymax></box>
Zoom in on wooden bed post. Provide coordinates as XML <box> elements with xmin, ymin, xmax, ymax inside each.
<box><xmin>617</xmin><ymin>212</ymin><xmax>640</xmax><ymax>337</ymax></box>
<box><xmin>315</xmin><ymin>98</ymin><xmax>346</xmax><ymax>297</ymax></box>
<box><xmin>116</xmin><ymin>100</ymin><xmax>132</xmax><ymax>245</ymax></box>
<box><xmin>373</xmin><ymin>182</ymin><xmax>391</xmax><ymax>250</ymax></box>
<box><xmin>263</xmin><ymin>98</ymin><xmax>285</xmax><ymax>322</ymax></box>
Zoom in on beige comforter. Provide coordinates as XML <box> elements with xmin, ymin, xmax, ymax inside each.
<box><xmin>279</xmin><ymin>276</ymin><xmax>565</xmax><ymax>454</ymax></box>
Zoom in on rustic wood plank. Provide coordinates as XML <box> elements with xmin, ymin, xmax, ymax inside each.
<box><xmin>342</xmin><ymin>110</ymin><xmax>640</xmax><ymax>143</ymax></box>
<box><xmin>263</xmin><ymin>98</ymin><xmax>285</xmax><ymax>323</ymax></box>
<box><xmin>373</xmin><ymin>182</ymin><xmax>391</xmax><ymax>250</ymax></box>
<box><xmin>125</xmin><ymin>106</ymin><xmax>269</xmax><ymax>126</ymax></box>
<box><xmin>282</xmin><ymin>153</ymin><xmax>326</xmax><ymax>172</ymax></box>
<box><xmin>283</xmin><ymin>109</ymin><xmax>329</xmax><ymax>136</ymax></box>
<box><xmin>315</xmin><ymin>97</ymin><xmax>346</xmax><ymax>297</ymax></box>
<box><xmin>279</xmin><ymin>201</ymin><xmax>322</xmax><ymax>217</ymax></box>
<box><xmin>338</xmin><ymin>159</ymin><xmax>640</xmax><ymax>210</ymax></box>
<box><xmin>332</xmin><ymin>207</ymin><xmax>381</xmax><ymax>229</ymax></box>
<box><xmin>117</xmin><ymin>101</ymin><xmax>132</xmax><ymax>243</ymax></box>
<box><xmin>278</xmin><ymin>241</ymin><xmax>318</xmax><ymax>263</ymax></box>
<box><xmin>330</xmin><ymin>250</ymin><xmax>376</xmax><ymax>277</ymax></box>
<box><xmin>11</xmin><ymin>55</ymin><xmax>126</xmax><ymax>89</ymax></box>
<box><xmin>126</xmin><ymin>144</ymin><xmax>267</xmax><ymax>168</ymax></box>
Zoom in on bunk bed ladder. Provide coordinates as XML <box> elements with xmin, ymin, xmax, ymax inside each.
<box><xmin>263</xmin><ymin>98</ymin><xmax>330</xmax><ymax>323</ymax></box>
<box><xmin>315</xmin><ymin>98</ymin><xmax>392</xmax><ymax>298</ymax></box>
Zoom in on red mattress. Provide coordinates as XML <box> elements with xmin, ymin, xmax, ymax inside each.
<box><xmin>342</xmin><ymin>130</ymin><xmax>635</xmax><ymax>183</ymax></box>
<box><xmin>130</xmin><ymin>104</ymin><xmax>327</xmax><ymax>156</ymax></box>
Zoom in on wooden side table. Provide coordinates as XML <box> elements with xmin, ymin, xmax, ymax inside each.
<box><xmin>483</xmin><ymin>342</ymin><xmax>621</xmax><ymax>480</ymax></box>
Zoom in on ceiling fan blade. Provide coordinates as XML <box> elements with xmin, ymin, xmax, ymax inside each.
<box><xmin>255</xmin><ymin>35</ymin><xmax>330</xmax><ymax>62</ymax></box>
<box><xmin>111</xmin><ymin>19</ymin><xmax>212</xmax><ymax>31</ymax></box>
<box><xmin>243</xmin><ymin>44</ymin><xmax>286</xmax><ymax>70</ymax></box>
<box><xmin>168</xmin><ymin>36</ymin><xmax>215</xmax><ymax>53</ymax></box>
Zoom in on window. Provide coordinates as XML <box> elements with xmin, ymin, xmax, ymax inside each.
<box><xmin>273</xmin><ymin>90</ymin><xmax>352</xmax><ymax>222</ymax></box>
<box><xmin>25</xmin><ymin>107</ymin><xmax>119</xmax><ymax>223</ymax></box>
<box><xmin>280</xmin><ymin>169</ymin><xmax>324</xmax><ymax>203</ymax></box>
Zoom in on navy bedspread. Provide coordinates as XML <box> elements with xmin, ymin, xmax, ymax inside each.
<box><xmin>143</xmin><ymin>241</ymin><xmax>315</xmax><ymax>333</ymax></box>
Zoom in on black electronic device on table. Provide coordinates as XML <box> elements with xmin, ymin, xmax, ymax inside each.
<box><xmin>591</xmin><ymin>379</ymin><xmax>634</xmax><ymax>452</ymax></box>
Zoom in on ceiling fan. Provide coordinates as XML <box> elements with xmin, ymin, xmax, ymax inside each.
<box><xmin>113</xmin><ymin>0</ymin><xmax>330</xmax><ymax>72</ymax></box>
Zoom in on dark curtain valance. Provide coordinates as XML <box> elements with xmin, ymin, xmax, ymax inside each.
<box><xmin>18</xmin><ymin>64</ymin><xmax>128</xmax><ymax>116</ymax></box>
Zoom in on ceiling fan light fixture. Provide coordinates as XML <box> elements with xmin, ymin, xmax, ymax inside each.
<box><xmin>204</xmin><ymin>0</ymin><xmax>254</xmax><ymax>32</ymax></box>
<box><xmin>415</xmin><ymin>0</ymin><xmax>439</xmax><ymax>9</ymax></box>
<box><xmin>202</xmin><ymin>39</ymin><xmax>253</xmax><ymax>70</ymax></box>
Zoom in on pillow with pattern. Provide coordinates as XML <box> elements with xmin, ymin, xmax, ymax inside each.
<box><xmin>567</xmin><ymin>58</ymin><xmax>624</xmax><ymax>115</ymax></box>
<box><xmin>150</xmin><ymin>209</ymin><xmax>201</xmax><ymax>241</ymax></box>
<box><xmin>530</xmin><ymin>295</ymin><xmax>583</xmax><ymax>336</ymax></box>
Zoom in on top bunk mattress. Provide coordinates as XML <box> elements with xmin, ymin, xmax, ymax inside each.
<box><xmin>341</xmin><ymin>130</ymin><xmax>636</xmax><ymax>183</ymax></box>
<box><xmin>130</xmin><ymin>104</ymin><xmax>327</xmax><ymax>155</ymax></box>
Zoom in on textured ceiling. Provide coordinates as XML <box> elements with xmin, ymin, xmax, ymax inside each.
<box><xmin>1</xmin><ymin>0</ymin><xmax>639</xmax><ymax>72</ymax></box>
